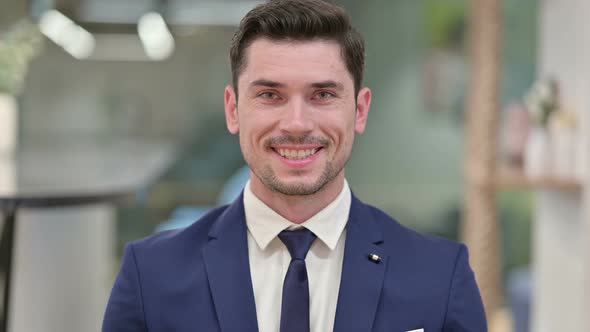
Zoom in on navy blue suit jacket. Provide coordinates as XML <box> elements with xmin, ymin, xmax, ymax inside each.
<box><xmin>103</xmin><ymin>194</ymin><xmax>487</xmax><ymax>331</ymax></box>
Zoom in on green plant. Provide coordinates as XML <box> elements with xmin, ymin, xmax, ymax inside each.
<box><xmin>524</xmin><ymin>78</ymin><xmax>559</xmax><ymax>127</ymax></box>
<box><xmin>425</xmin><ymin>1</ymin><xmax>466</xmax><ymax>50</ymax></box>
<box><xmin>0</xmin><ymin>20</ymin><xmax>44</xmax><ymax>95</ymax></box>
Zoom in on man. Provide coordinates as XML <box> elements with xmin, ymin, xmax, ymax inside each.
<box><xmin>103</xmin><ymin>0</ymin><xmax>487</xmax><ymax>331</ymax></box>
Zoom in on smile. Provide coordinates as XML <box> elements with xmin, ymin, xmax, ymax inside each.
<box><xmin>273</xmin><ymin>148</ymin><xmax>321</xmax><ymax>160</ymax></box>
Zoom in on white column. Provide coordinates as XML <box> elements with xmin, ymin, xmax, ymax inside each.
<box><xmin>533</xmin><ymin>192</ymin><xmax>584</xmax><ymax>331</ymax></box>
<box><xmin>0</xmin><ymin>94</ymin><xmax>18</xmax><ymax>157</ymax></box>
<box><xmin>533</xmin><ymin>0</ymin><xmax>590</xmax><ymax>330</ymax></box>
<box><xmin>0</xmin><ymin>94</ymin><xmax>17</xmax><ymax>195</ymax></box>
<box><xmin>10</xmin><ymin>205</ymin><xmax>115</xmax><ymax>332</ymax></box>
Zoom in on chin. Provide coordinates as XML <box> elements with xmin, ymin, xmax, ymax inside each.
<box><xmin>267</xmin><ymin>174</ymin><xmax>333</xmax><ymax>196</ymax></box>
<box><xmin>270</xmin><ymin>183</ymin><xmax>324</xmax><ymax>196</ymax></box>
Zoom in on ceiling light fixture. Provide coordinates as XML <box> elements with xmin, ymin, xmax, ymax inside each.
<box><xmin>137</xmin><ymin>12</ymin><xmax>175</xmax><ymax>61</ymax></box>
<box><xmin>38</xmin><ymin>9</ymin><xmax>95</xmax><ymax>59</ymax></box>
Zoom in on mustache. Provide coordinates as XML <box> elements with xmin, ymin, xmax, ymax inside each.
<box><xmin>265</xmin><ymin>135</ymin><xmax>329</xmax><ymax>147</ymax></box>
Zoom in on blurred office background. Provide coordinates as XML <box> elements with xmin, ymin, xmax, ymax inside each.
<box><xmin>2</xmin><ymin>0</ymin><xmax>584</xmax><ymax>331</ymax></box>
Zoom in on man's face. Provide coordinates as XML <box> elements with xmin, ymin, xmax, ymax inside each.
<box><xmin>224</xmin><ymin>38</ymin><xmax>371</xmax><ymax>196</ymax></box>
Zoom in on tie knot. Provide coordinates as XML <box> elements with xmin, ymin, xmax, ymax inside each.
<box><xmin>278</xmin><ymin>228</ymin><xmax>317</xmax><ymax>260</ymax></box>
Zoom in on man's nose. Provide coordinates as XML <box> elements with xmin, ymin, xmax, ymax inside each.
<box><xmin>278</xmin><ymin>98</ymin><xmax>314</xmax><ymax>134</ymax></box>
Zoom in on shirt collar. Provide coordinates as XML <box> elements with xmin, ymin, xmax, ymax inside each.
<box><xmin>243</xmin><ymin>180</ymin><xmax>351</xmax><ymax>251</ymax></box>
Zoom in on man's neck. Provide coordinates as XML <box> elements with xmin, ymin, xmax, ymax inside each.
<box><xmin>249</xmin><ymin>173</ymin><xmax>346</xmax><ymax>224</ymax></box>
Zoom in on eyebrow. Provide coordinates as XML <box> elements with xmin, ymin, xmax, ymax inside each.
<box><xmin>249</xmin><ymin>79</ymin><xmax>344</xmax><ymax>90</ymax></box>
<box><xmin>310</xmin><ymin>80</ymin><xmax>344</xmax><ymax>90</ymax></box>
<box><xmin>249</xmin><ymin>79</ymin><xmax>285</xmax><ymax>88</ymax></box>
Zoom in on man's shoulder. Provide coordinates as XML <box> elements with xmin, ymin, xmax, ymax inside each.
<box><xmin>128</xmin><ymin>204</ymin><xmax>230</xmax><ymax>258</ymax></box>
<box><xmin>360</xmin><ymin>201</ymin><xmax>465</xmax><ymax>261</ymax></box>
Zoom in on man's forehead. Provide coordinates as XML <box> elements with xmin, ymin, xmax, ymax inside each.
<box><xmin>245</xmin><ymin>38</ymin><xmax>343</xmax><ymax>62</ymax></box>
<box><xmin>239</xmin><ymin>38</ymin><xmax>352</xmax><ymax>87</ymax></box>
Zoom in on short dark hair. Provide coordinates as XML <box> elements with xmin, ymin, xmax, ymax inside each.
<box><xmin>229</xmin><ymin>0</ymin><xmax>365</xmax><ymax>96</ymax></box>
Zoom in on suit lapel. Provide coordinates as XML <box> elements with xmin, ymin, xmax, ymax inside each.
<box><xmin>202</xmin><ymin>194</ymin><xmax>259</xmax><ymax>332</ymax></box>
<box><xmin>334</xmin><ymin>195</ymin><xmax>388</xmax><ymax>332</ymax></box>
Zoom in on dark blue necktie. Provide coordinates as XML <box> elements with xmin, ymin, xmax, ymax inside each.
<box><xmin>278</xmin><ymin>228</ymin><xmax>317</xmax><ymax>332</ymax></box>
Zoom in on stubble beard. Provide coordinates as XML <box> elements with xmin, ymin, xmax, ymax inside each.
<box><xmin>242</xmin><ymin>135</ymin><xmax>351</xmax><ymax>196</ymax></box>
<box><xmin>256</xmin><ymin>160</ymin><xmax>339</xmax><ymax>196</ymax></box>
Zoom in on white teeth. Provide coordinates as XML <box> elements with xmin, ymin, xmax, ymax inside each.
<box><xmin>276</xmin><ymin>148</ymin><xmax>319</xmax><ymax>160</ymax></box>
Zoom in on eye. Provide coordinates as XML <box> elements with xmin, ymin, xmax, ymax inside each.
<box><xmin>313</xmin><ymin>91</ymin><xmax>336</xmax><ymax>100</ymax></box>
<box><xmin>258</xmin><ymin>91</ymin><xmax>280</xmax><ymax>100</ymax></box>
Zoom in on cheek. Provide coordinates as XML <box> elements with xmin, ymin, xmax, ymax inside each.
<box><xmin>238</xmin><ymin>113</ymin><xmax>275</xmax><ymax>147</ymax></box>
<box><xmin>335</xmin><ymin>119</ymin><xmax>357</xmax><ymax>154</ymax></box>
<box><xmin>320</xmin><ymin>113</ymin><xmax>356</xmax><ymax>142</ymax></box>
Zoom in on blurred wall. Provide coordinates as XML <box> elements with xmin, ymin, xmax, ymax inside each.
<box><xmin>21</xmin><ymin>28</ymin><xmax>235</xmax><ymax>141</ymax></box>
<box><xmin>0</xmin><ymin>0</ymin><xmax>26</xmax><ymax>30</ymax></box>
<box><xmin>345</xmin><ymin>1</ymin><xmax>464</xmax><ymax>232</ymax></box>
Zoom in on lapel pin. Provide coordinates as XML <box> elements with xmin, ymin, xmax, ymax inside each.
<box><xmin>368</xmin><ymin>253</ymin><xmax>381</xmax><ymax>264</ymax></box>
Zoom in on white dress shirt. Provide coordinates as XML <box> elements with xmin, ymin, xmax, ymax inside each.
<box><xmin>243</xmin><ymin>180</ymin><xmax>351</xmax><ymax>332</ymax></box>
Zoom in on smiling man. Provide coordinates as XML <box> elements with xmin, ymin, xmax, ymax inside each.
<box><xmin>225</xmin><ymin>37</ymin><xmax>368</xmax><ymax>224</ymax></box>
<box><xmin>103</xmin><ymin>1</ymin><xmax>487</xmax><ymax>331</ymax></box>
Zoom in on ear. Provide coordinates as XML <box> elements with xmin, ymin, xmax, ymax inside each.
<box><xmin>224</xmin><ymin>85</ymin><xmax>239</xmax><ymax>134</ymax></box>
<box><xmin>354</xmin><ymin>87</ymin><xmax>371</xmax><ymax>134</ymax></box>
